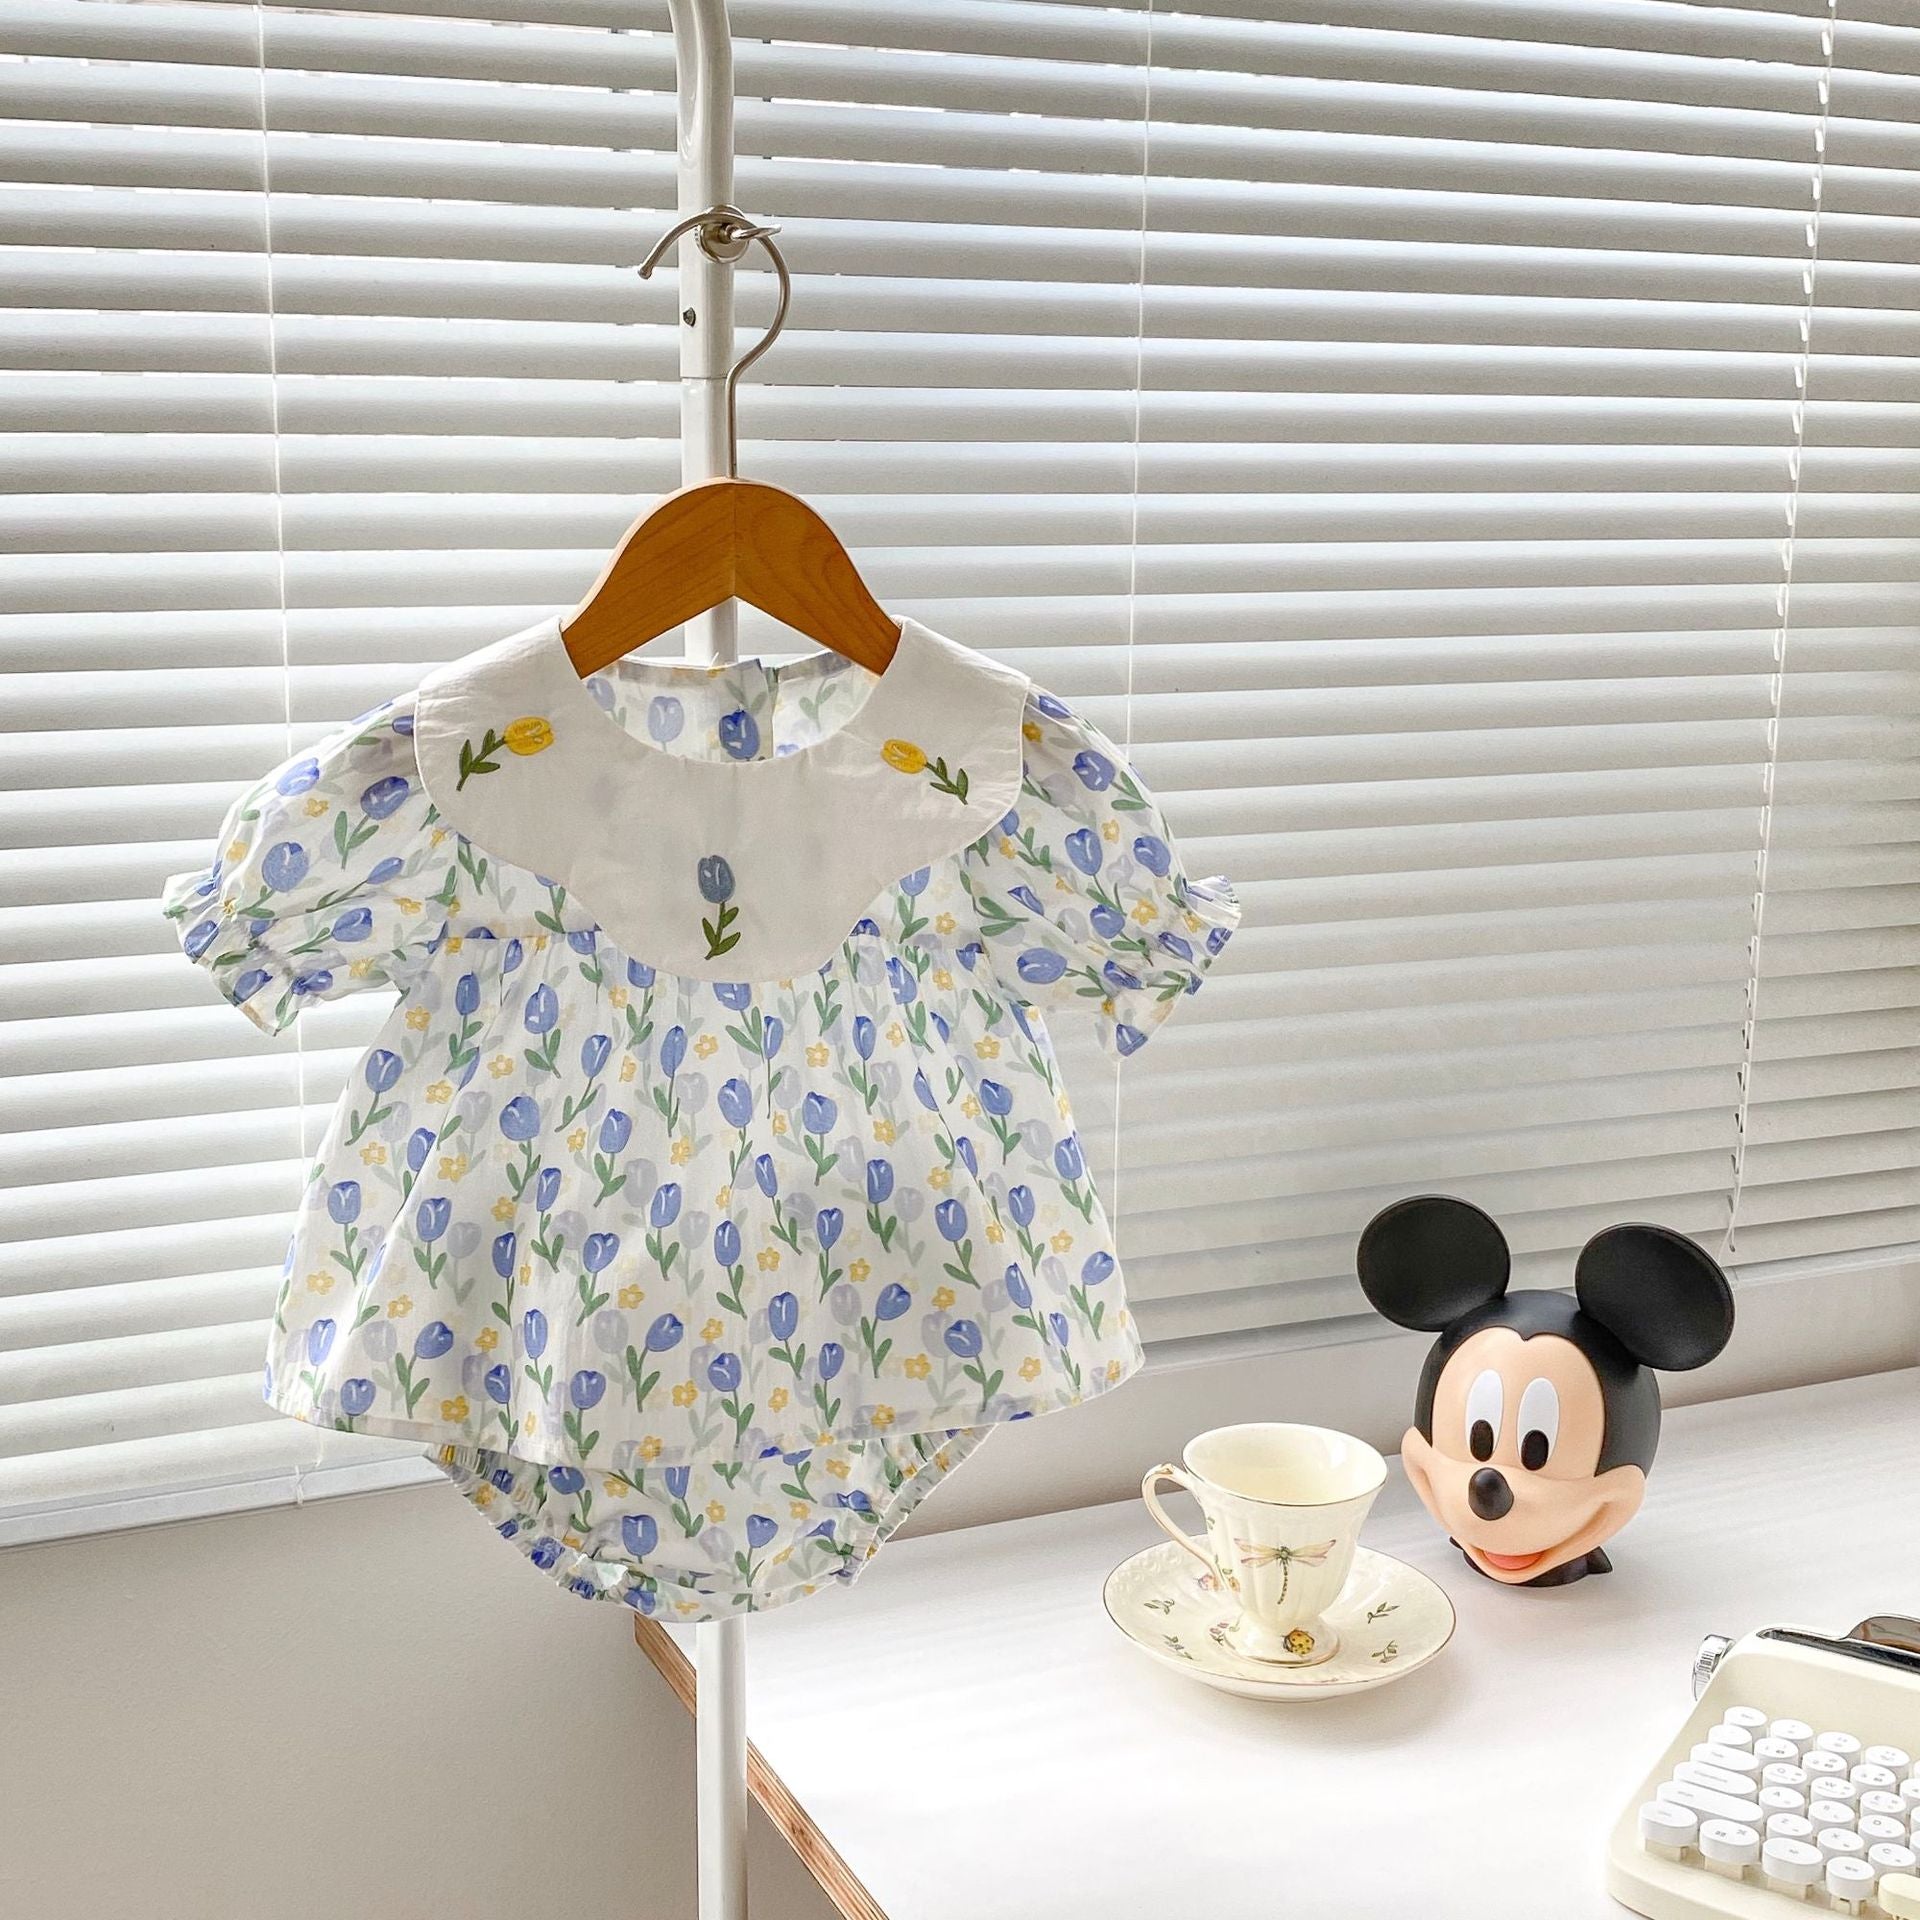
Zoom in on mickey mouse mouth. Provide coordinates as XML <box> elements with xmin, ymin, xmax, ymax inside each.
<box><xmin>1477</xmin><ymin>1547</ymin><xmax>1547</xmax><ymax>1573</ymax></box>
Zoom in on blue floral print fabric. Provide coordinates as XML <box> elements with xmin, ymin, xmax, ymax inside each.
<box><xmin>165</xmin><ymin>625</ymin><xmax>1238</xmax><ymax>1620</ymax></box>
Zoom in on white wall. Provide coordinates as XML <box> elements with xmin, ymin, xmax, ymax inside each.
<box><xmin>2</xmin><ymin>1256</ymin><xmax>1913</xmax><ymax>1920</ymax></box>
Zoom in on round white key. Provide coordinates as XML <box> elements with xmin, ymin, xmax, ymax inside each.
<box><xmin>1763</xmin><ymin>1835</ymin><xmax>1824</xmax><ymax>1889</ymax></box>
<box><xmin>1901</xmin><ymin>1778</ymin><xmax>1920</xmax><ymax>1810</ymax></box>
<box><xmin>1700</xmin><ymin>1819</ymin><xmax>1761</xmax><ymax>1869</ymax></box>
<box><xmin>1753</xmin><ymin>1737</ymin><xmax>1801</xmax><ymax>1765</ymax></box>
<box><xmin>1819</xmin><ymin>1731</ymin><xmax>1865</xmax><ymax>1762</ymax></box>
<box><xmin>1639</xmin><ymin>1801</ymin><xmax>1697</xmax><ymax>1852</ymax></box>
<box><xmin>1693</xmin><ymin>1742</ymin><xmax>1762</xmax><ymax>1775</ymax></box>
<box><xmin>1856</xmin><ymin>1764</ymin><xmax>1899</xmax><ymax>1795</ymax></box>
<box><xmin>1876</xmin><ymin>1844</ymin><xmax>1920</xmax><ymax>1876</ymax></box>
<box><xmin>1822</xmin><ymin>1776</ymin><xmax>1864</xmax><ymax>1808</ymax></box>
<box><xmin>1868</xmin><ymin>1746</ymin><xmax>1912</xmax><ymax>1773</ymax></box>
<box><xmin>1863</xmin><ymin>1815</ymin><xmax>1909</xmax><ymax>1846</ymax></box>
<box><xmin>1723</xmin><ymin>1706</ymin><xmax>1770</xmax><ymax>1732</ymax></box>
<box><xmin>1812</xmin><ymin>1802</ymin><xmax>1860</xmax><ymax>1834</ymax></box>
<box><xmin>1807</xmin><ymin>1750</ymin><xmax>1849</xmax><ymax>1778</ymax></box>
<box><xmin>1864</xmin><ymin>1792</ymin><xmax>1907</xmax><ymax>1822</ymax></box>
<box><xmin>1664</xmin><ymin>1779</ymin><xmax>1764</xmax><ymax>1825</ymax></box>
<box><xmin>1709</xmin><ymin>1722</ymin><xmax>1756</xmax><ymax>1751</ymax></box>
<box><xmin>1765</xmin><ymin>1763</ymin><xmax>1811</xmax><ymax>1792</ymax></box>
<box><xmin>1771</xmin><ymin>1718</ymin><xmax>1815</xmax><ymax>1752</ymax></box>
<box><xmin>1819</xmin><ymin>1826</ymin><xmax>1867</xmax><ymax>1861</ymax></box>
<box><xmin>1678</xmin><ymin>1759</ymin><xmax>1768</xmax><ymax>1798</ymax></box>
<box><xmin>1768</xmin><ymin>1813</ymin><xmax>1815</xmax><ymax>1843</ymax></box>
<box><xmin>1760</xmin><ymin>1784</ymin><xmax>1808</xmax><ymax>1816</ymax></box>
<box><xmin>1882</xmin><ymin>1870</ymin><xmax>1920</xmax><ymax>1920</ymax></box>
<box><xmin>1828</xmin><ymin>1854</ymin><xmax>1877</xmax><ymax>1905</ymax></box>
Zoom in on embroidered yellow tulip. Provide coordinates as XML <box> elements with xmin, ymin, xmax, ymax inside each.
<box><xmin>882</xmin><ymin>738</ymin><xmax>928</xmax><ymax>774</ymax></box>
<box><xmin>504</xmin><ymin>715</ymin><xmax>553</xmax><ymax>756</ymax></box>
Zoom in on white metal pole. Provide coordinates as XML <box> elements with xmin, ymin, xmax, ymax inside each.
<box><xmin>663</xmin><ymin>6</ymin><xmax>751</xmax><ymax>1920</ymax></box>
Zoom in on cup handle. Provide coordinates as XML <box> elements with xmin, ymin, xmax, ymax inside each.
<box><xmin>1140</xmin><ymin>1463</ymin><xmax>1217</xmax><ymax>1577</ymax></box>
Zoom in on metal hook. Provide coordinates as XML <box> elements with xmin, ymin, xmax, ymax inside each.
<box><xmin>639</xmin><ymin>204</ymin><xmax>791</xmax><ymax>477</ymax></box>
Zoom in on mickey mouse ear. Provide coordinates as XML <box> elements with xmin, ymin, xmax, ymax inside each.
<box><xmin>1356</xmin><ymin>1194</ymin><xmax>1510</xmax><ymax>1332</ymax></box>
<box><xmin>1575</xmin><ymin>1224</ymin><xmax>1734</xmax><ymax>1372</ymax></box>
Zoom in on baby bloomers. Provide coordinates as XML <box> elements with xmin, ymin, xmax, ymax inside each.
<box><xmin>166</xmin><ymin>614</ymin><xmax>1238</xmax><ymax>1620</ymax></box>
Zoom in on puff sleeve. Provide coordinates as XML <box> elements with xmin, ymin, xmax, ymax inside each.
<box><xmin>961</xmin><ymin>690</ymin><xmax>1240</xmax><ymax>1055</ymax></box>
<box><xmin>163</xmin><ymin>697</ymin><xmax>453</xmax><ymax>1034</ymax></box>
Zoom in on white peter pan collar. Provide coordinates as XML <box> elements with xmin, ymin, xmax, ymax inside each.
<box><xmin>413</xmin><ymin>614</ymin><xmax>1030</xmax><ymax>980</ymax></box>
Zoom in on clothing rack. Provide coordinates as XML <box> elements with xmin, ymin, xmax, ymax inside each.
<box><xmin>659</xmin><ymin>6</ymin><xmax>752</xmax><ymax>1917</ymax></box>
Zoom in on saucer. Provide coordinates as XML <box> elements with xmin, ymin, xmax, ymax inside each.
<box><xmin>1102</xmin><ymin>1541</ymin><xmax>1455</xmax><ymax>1701</ymax></box>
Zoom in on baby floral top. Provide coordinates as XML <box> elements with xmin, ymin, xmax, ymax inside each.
<box><xmin>165</xmin><ymin>614</ymin><xmax>1238</xmax><ymax>1619</ymax></box>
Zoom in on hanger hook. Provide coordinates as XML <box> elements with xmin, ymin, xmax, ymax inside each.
<box><xmin>639</xmin><ymin>205</ymin><xmax>791</xmax><ymax>477</ymax></box>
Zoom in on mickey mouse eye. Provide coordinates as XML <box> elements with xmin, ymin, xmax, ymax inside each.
<box><xmin>1518</xmin><ymin>1377</ymin><xmax>1559</xmax><ymax>1471</ymax></box>
<box><xmin>1464</xmin><ymin>1368</ymin><xmax>1502</xmax><ymax>1462</ymax></box>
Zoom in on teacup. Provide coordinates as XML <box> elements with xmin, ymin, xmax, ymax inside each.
<box><xmin>1141</xmin><ymin>1423</ymin><xmax>1385</xmax><ymax>1666</ymax></box>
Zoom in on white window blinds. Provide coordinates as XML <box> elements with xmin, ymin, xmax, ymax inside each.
<box><xmin>0</xmin><ymin>0</ymin><xmax>1914</xmax><ymax>1530</ymax></box>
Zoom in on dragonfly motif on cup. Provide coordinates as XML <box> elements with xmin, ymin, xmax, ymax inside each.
<box><xmin>1233</xmin><ymin>1537</ymin><xmax>1336</xmax><ymax>1607</ymax></box>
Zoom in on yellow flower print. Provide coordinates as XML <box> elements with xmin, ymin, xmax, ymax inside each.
<box><xmin>619</xmin><ymin>1055</ymin><xmax>637</xmax><ymax>1082</ymax></box>
<box><xmin>904</xmin><ymin>1354</ymin><xmax>932</xmax><ymax>1380</ymax></box>
<box><xmin>523</xmin><ymin>1411</ymin><xmax>538</xmax><ymax>1435</ymax></box>
<box><xmin>1050</xmin><ymin>1230</ymin><xmax>1074</xmax><ymax>1253</ymax></box>
<box><xmin>671</xmin><ymin>1381</ymin><xmax>698</xmax><ymax>1407</ymax></box>
<box><xmin>975</xmin><ymin>1037</ymin><xmax>1000</xmax><ymax>1059</ymax></box>
<box><xmin>405</xmin><ymin>1006</ymin><xmax>431</xmax><ymax>1031</ymax></box>
<box><xmin>670</xmin><ymin>1137</ymin><xmax>693</xmax><ymax>1165</ymax></box>
<box><xmin>1022</xmin><ymin>719</ymin><xmax>1042</xmax><ymax>742</ymax></box>
<box><xmin>388</xmin><ymin>1294</ymin><xmax>413</xmax><ymax>1318</ymax></box>
<box><xmin>640</xmin><ymin>1435</ymin><xmax>663</xmax><ymax>1462</ymax></box>
<box><xmin>444</xmin><ymin>937</ymin><xmax>463</xmax><ymax>955</ymax></box>
<box><xmin>826</xmin><ymin>1456</ymin><xmax>852</xmax><ymax>1478</ymax></box>
<box><xmin>396</xmin><ymin>897</ymin><xmax>422</xmax><ymax>916</ymax></box>
<box><xmin>790</xmin><ymin>1499</ymin><xmax>811</xmax><ymax>1519</ymax></box>
<box><xmin>424</xmin><ymin>1079</ymin><xmax>452</xmax><ymax>1105</ymax></box>
<box><xmin>1019</xmin><ymin>1355</ymin><xmax>1043</xmax><ymax>1381</ymax></box>
<box><xmin>1132</xmin><ymin>899</ymin><xmax>1159</xmax><ymax>925</ymax></box>
<box><xmin>440</xmin><ymin>1396</ymin><xmax>469</xmax><ymax>1423</ymax></box>
<box><xmin>756</xmin><ymin>1247</ymin><xmax>781</xmax><ymax>1272</ymax></box>
<box><xmin>566</xmin><ymin>1127</ymin><xmax>587</xmax><ymax>1152</ymax></box>
<box><xmin>705</xmin><ymin>1500</ymin><xmax>726</xmax><ymax>1524</ymax></box>
<box><xmin>303</xmin><ymin>795</ymin><xmax>329</xmax><ymax>818</ymax></box>
<box><xmin>932</xmin><ymin>969</ymin><xmax>954</xmax><ymax>991</ymax></box>
<box><xmin>806</xmin><ymin>1043</ymin><xmax>830</xmax><ymax>1067</ymax></box>
<box><xmin>1106</xmin><ymin>1358</ymin><xmax>1126</xmax><ymax>1383</ymax></box>
<box><xmin>933</xmin><ymin>1286</ymin><xmax>955</xmax><ymax>1311</ymax></box>
<box><xmin>771</xmin><ymin>1112</ymin><xmax>788</xmax><ymax>1136</ymax></box>
<box><xmin>476</xmin><ymin>1326</ymin><xmax>498</xmax><ymax>1352</ymax></box>
<box><xmin>768</xmin><ymin>1386</ymin><xmax>789</xmax><ymax>1412</ymax></box>
<box><xmin>701</xmin><ymin>1318</ymin><xmax>724</xmax><ymax>1344</ymax></box>
<box><xmin>882</xmin><ymin>738</ymin><xmax>927</xmax><ymax>774</ymax></box>
<box><xmin>472</xmin><ymin>1485</ymin><xmax>494</xmax><ymax>1510</ymax></box>
<box><xmin>617</xmin><ymin>1283</ymin><xmax>644</xmax><ymax>1309</ymax></box>
<box><xmin>985</xmin><ymin>1220</ymin><xmax>1004</xmax><ymax>1244</ymax></box>
<box><xmin>694</xmin><ymin>1032</ymin><xmax>719</xmax><ymax>1059</ymax></box>
<box><xmin>608</xmin><ymin>985</ymin><xmax>629</xmax><ymax>1009</ymax></box>
<box><xmin>848</xmin><ymin>1258</ymin><xmax>870</xmax><ymax>1283</ymax></box>
<box><xmin>872</xmin><ymin>1405</ymin><xmax>895</xmax><ymax>1430</ymax></box>
<box><xmin>935</xmin><ymin>912</ymin><xmax>956</xmax><ymax>934</ymax></box>
<box><xmin>487</xmin><ymin>1054</ymin><xmax>514</xmax><ymax>1077</ymax></box>
<box><xmin>714</xmin><ymin>1184</ymin><xmax>731</xmax><ymax>1209</ymax></box>
<box><xmin>928</xmin><ymin>1166</ymin><xmax>950</xmax><ymax>1190</ymax></box>
<box><xmin>348</xmin><ymin>958</ymin><xmax>375</xmax><ymax>979</ymax></box>
<box><xmin>226</xmin><ymin>837</ymin><xmax>249</xmax><ymax>862</ymax></box>
<box><xmin>532</xmin><ymin>934</ymin><xmax>548</xmax><ymax>951</ymax></box>
<box><xmin>885</xmin><ymin>1022</ymin><xmax>905</xmax><ymax>1047</ymax></box>
<box><xmin>872</xmin><ymin>1119</ymin><xmax>896</xmax><ymax>1145</ymax></box>
<box><xmin>437</xmin><ymin>1154</ymin><xmax>467</xmax><ymax>1181</ymax></box>
<box><xmin>305</xmin><ymin>1271</ymin><xmax>333</xmax><ymax>1294</ymax></box>
<box><xmin>492</xmin><ymin>1194</ymin><xmax>515</xmax><ymax>1222</ymax></box>
<box><xmin>960</xmin><ymin>1095</ymin><xmax>981</xmax><ymax>1120</ymax></box>
<box><xmin>360</xmin><ymin>1143</ymin><xmax>387</xmax><ymax>1166</ymax></box>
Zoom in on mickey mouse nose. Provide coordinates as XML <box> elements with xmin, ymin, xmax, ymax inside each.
<box><xmin>1468</xmin><ymin>1467</ymin><xmax>1514</xmax><ymax>1521</ymax></box>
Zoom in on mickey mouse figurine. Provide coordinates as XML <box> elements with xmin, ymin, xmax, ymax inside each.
<box><xmin>1357</xmin><ymin>1195</ymin><xmax>1734</xmax><ymax>1588</ymax></box>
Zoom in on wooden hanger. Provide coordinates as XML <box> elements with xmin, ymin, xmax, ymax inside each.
<box><xmin>560</xmin><ymin>207</ymin><xmax>900</xmax><ymax>679</ymax></box>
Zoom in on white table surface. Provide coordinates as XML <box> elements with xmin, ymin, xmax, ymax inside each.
<box><xmin>675</xmin><ymin>1368</ymin><xmax>1920</xmax><ymax>1920</ymax></box>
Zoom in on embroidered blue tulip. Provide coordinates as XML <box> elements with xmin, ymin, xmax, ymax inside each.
<box><xmin>414</xmin><ymin>1320</ymin><xmax>454</xmax><ymax>1360</ymax></box>
<box><xmin>306</xmin><ymin>1318</ymin><xmax>336</xmax><ymax>1364</ymax></box>
<box><xmin>1008</xmin><ymin>1185</ymin><xmax>1035</xmax><ymax>1227</ymax></box>
<box><xmin>768</xmin><ymin>1292</ymin><xmax>799</xmax><ymax>1342</ymax></box>
<box><xmin>536</xmin><ymin>1165</ymin><xmax>561</xmax><ymax>1211</ymax></box>
<box><xmin>697</xmin><ymin>855</ymin><xmax>735</xmax><ymax>905</ymax></box>
<box><xmin>935</xmin><ymin>1200</ymin><xmax>968</xmax><ymax>1243</ymax></box>
<box><xmin>622</xmin><ymin>1512</ymin><xmax>659</xmax><ymax>1559</ymax></box>
<box><xmin>583</xmin><ymin>1231</ymin><xmax>621</xmax><ymax>1272</ymax></box>
<box><xmin>407</xmin><ymin>1127</ymin><xmax>434</xmax><ymax>1173</ymax></box>
<box><xmin>645</xmin><ymin>1312</ymin><xmax>683</xmax><ymax>1353</ymax></box>
<box><xmin>1017</xmin><ymin>948</ymin><xmax>1068</xmax><ymax>985</ymax></box>
<box><xmin>523</xmin><ymin>984</ymin><xmax>558</xmax><ymax>1034</ymax></box>
<box><xmin>580</xmin><ymin>1032</ymin><xmax>611</xmax><ymax>1076</ymax></box>
<box><xmin>499</xmin><ymin>1095</ymin><xmax>540</xmax><ymax>1142</ymax></box>
<box><xmin>483</xmin><ymin>1363</ymin><xmax>511</xmax><ymax>1404</ymax></box>
<box><xmin>718</xmin><ymin>1077</ymin><xmax>752</xmax><ymax>1127</ymax></box>
<box><xmin>1090</xmin><ymin>902</ymin><xmax>1126</xmax><ymax>940</ymax></box>
<box><xmin>492</xmin><ymin>1232</ymin><xmax>516</xmax><ymax>1280</ymax></box>
<box><xmin>815</xmin><ymin>1207</ymin><xmax>843</xmax><ymax>1251</ymax></box>
<box><xmin>875</xmin><ymin>1283</ymin><xmax>911</xmax><ymax>1322</ymax></box>
<box><xmin>753</xmin><ymin>1154</ymin><xmax>778</xmax><ymax>1199</ymax></box>
<box><xmin>1115</xmin><ymin>1023</ymin><xmax>1148</xmax><ymax>1056</ymax></box>
<box><xmin>899</xmin><ymin>865</ymin><xmax>929</xmax><ymax>897</ymax></box>
<box><xmin>746</xmin><ymin>1514</ymin><xmax>779</xmax><ymax>1550</ymax></box>
<box><xmin>260</xmin><ymin>841</ymin><xmax>309</xmax><ymax>892</ymax></box>
<box><xmin>522</xmin><ymin>1308</ymin><xmax>548</xmax><ymax>1358</ymax></box>
<box><xmin>364</xmin><ymin>1050</ymin><xmax>403</xmax><ymax>1094</ymax></box>
<box><xmin>332</xmin><ymin>906</ymin><xmax>374</xmax><ymax>944</ymax></box>
<box><xmin>885</xmin><ymin>957</ymin><xmax>917</xmax><ymax>1004</ymax></box>
<box><xmin>866</xmin><ymin>1159</ymin><xmax>894</xmax><ymax>1205</ymax></box>
<box><xmin>713</xmin><ymin>980</ymin><xmax>751</xmax><ymax>1010</ymax></box>
<box><xmin>648</xmin><ymin>1184</ymin><xmax>681</xmax><ymax>1230</ymax></box>
<box><xmin>627</xmin><ymin>958</ymin><xmax>655</xmax><ymax>989</ymax></box>
<box><xmin>853</xmin><ymin>1015</ymin><xmax>876</xmax><ymax>1061</ymax></box>
<box><xmin>1054</xmin><ymin>1134</ymin><xmax>1085</xmax><ymax>1181</ymax></box>
<box><xmin>340</xmin><ymin>1376</ymin><xmax>375</xmax><ymax>1416</ymax></box>
<box><xmin>802</xmin><ymin>1092</ymin><xmax>837</xmax><ymax>1136</ymax></box>
<box><xmin>978</xmin><ymin>1078</ymin><xmax>1013</xmax><ymax>1116</ymax></box>
<box><xmin>1082</xmin><ymin>1251</ymin><xmax>1116</xmax><ymax>1285</ymax></box>
<box><xmin>818</xmin><ymin>1341</ymin><xmax>844</xmax><ymax>1381</ymax></box>
<box><xmin>1005</xmin><ymin>1263</ymin><xmax>1032</xmax><ymax>1309</ymax></box>
<box><xmin>1065</xmin><ymin>828</ymin><xmax>1102</xmax><ymax>876</ymax></box>
<box><xmin>569</xmin><ymin>1369</ymin><xmax>606</xmax><ymax>1410</ymax></box>
<box><xmin>361</xmin><ymin>774</ymin><xmax>411</xmax><ymax>820</ymax></box>
<box><xmin>944</xmin><ymin>1318</ymin><xmax>984</xmax><ymax>1360</ymax></box>
<box><xmin>327</xmin><ymin>1179</ymin><xmax>361</xmax><ymax>1225</ymax></box>
<box><xmin>1072</xmin><ymin>749</ymin><xmax>1115</xmax><ymax>790</ymax></box>
<box><xmin>598</xmin><ymin>1108</ymin><xmax>631</xmax><ymax>1155</ymax></box>
<box><xmin>718</xmin><ymin>709</ymin><xmax>759</xmax><ymax>759</ymax></box>
<box><xmin>708</xmin><ymin>1351</ymin><xmax>743</xmax><ymax>1393</ymax></box>
<box><xmin>277</xmin><ymin>756</ymin><xmax>320</xmax><ymax>795</ymax></box>
<box><xmin>714</xmin><ymin>1219</ymin><xmax>742</xmax><ymax>1266</ymax></box>
<box><xmin>660</xmin><ymin>1025</ymin><xmax>687</xmax><ymax>1075</ymax></box>
<box><xmin>549</xmin><ymin>1465</ymin><xmax>585</xmax><ymax>1495</ymax></box>
<box><xmin>647</xmin><ymin>694</ymin><xmax>684</xmax><ymax>743</ymax></box>
<box><xmin>416</xmin><ymin>1196</ymin><xmax>452</xmax><ymax>1242</ymax></box>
